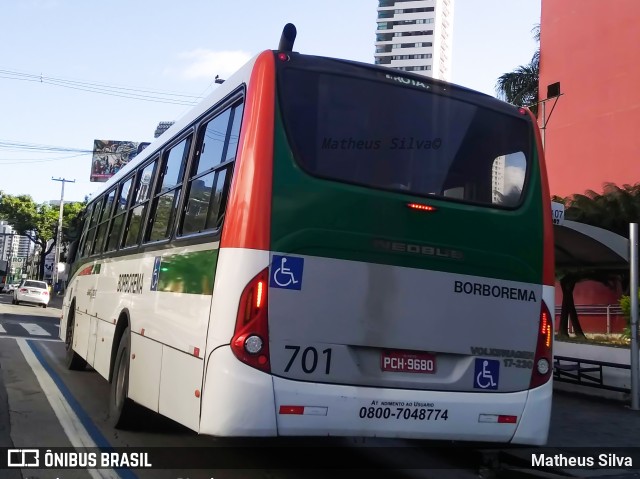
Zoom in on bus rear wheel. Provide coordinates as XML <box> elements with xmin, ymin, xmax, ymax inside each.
<box><xmin>109</xmin><ymin>327</ymin><xmax>138</xmax><ymax>429</ymax></box>
<box><xmin>64</xmin><ymin>308</ymin><xmax>87</xmax><ymax>370</ymax></box>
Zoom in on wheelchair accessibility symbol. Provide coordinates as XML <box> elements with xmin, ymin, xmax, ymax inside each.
<box><xmin>474</xmin><ymin>358</ymin><xmax>499</xmax><ymax>390</ymax></box>
<box><xmin>270</xmin><ymin>255</ymin><xmax>304</xmax><ymax>290</ymax></box>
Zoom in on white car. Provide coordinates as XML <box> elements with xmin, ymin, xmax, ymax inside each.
<box><xmin>13</xmin><ymin>280</ymin><xmax>50</xmax><ymax>308</ymax></box>
<box><xmin>1</xmin><ymin>283</ymin><xmax>19</xmax><ymax>294</ymax></box>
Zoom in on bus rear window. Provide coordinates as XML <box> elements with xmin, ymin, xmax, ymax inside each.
<box><xmin>277</xmin><ymin>68</ymin><xmax>531</xmax><ymax>207</ymax></box>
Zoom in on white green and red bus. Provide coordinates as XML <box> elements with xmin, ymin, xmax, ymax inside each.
<box><xmin>61</xmin><ymin>24</ymin><xmax>555</xmax><ymax>445</ymax></box>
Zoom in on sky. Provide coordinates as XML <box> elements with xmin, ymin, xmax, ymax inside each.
<box><xmin>0</xmin><ymin>0</ymin><xmax>541</xmax><ymax>204</ymax></box>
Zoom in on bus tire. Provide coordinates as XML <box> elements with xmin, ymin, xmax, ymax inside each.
<box><xmin>64</xmin><ymin>307</ymin><xmax>87</xmax><ymax>371</ymax></box>
<box><xmin>109</xmin><ymin>327</ymin><xmax>137</xmax><ymax>429</ymax></box>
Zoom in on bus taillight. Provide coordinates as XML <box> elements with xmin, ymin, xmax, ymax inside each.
<box><xmin>407</xmin><ymin>203</ymin><xmax>437</xmax><ymax>212</ymax></box>
<box><xmin>231</xmin><ymin>268</ymin><xmax>270</xmax><ymax>372</ymax></box>
<box><xmin>530</xmin><ymin>302</ymin><xmax>553</xmax><ymax>389</ymax></box>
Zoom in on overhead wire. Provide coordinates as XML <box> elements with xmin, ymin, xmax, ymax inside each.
<box><xmin>0</xmin><ymin>68</ymin><xmax>202</xmax><ymax>106</ymax></box>
<box><xmin>0</xmin><ymin>67</ymin><xmax>214</xmax><ymax>167</ymax></box>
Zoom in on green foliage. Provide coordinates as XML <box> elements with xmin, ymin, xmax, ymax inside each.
<box><xmin>0</xmin><ymin>194</ymin><xmax>56</xmax><ymax>246</ymax></box>
<box><xmin>620</xmin><ymin>289</ymin><xmax>640</xmax><ymax>339</ymax></box>
<box><xmin>496</xmin><ymin>24</ymin><xmax>540</xmax><ymax>114</ymax></box>
<box><xmin>0</xmin><ymin>191</ymin><xmax>86</xmax><ymax>279</ymax></box>
<box><xmin>561</xmin><ymin>182</ymin><xmax>640</xmax><ymax>238</ymax></box>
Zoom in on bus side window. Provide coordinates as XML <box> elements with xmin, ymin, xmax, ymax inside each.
<box><xmin>123</xmin><ymin>159</ymin><xmax>158</xmax><ymax>249</ymax></box>
<box><xmin>146</xmin><ymin>135</ymin><xmax>192</xmax><ymax>243</ymax></box>
<box><xmin>92</xmin><ymin>187</ymin><xmax>117</xmax><ymax>255</ymax></box>
<box><xmin>77</xmin><ymin>205</ymin><xmax>93</xmax><ymax>259</ymax></box>
<box><xmin>180</xmin><ymin>100</ymin><xmax>243</xmax><ymax>236</ymax></box>
<box><xmin>105</xmin><ymin>176</ymin><xmax>133</xmax><ymax>252</ymax></box>
<box><xmin>83</xmin><ymin>197</ymin><xmax>105</xmax><ymax>257</ymax></box>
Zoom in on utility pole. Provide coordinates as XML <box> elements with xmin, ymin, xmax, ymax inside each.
<box><xmin>52</xmin><ymin>177</ymin><xmax>75</xmax><ymax>293</ymax></box>
<box><xmin>630</xmin><ymin>223</ymin><xmax>639</xmax><ymax>410</ymax></box>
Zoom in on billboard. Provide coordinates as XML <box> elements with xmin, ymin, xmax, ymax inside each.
<box><xmin>90</xmin><ymin>140</ymin><xmax>150</xmax><ymax>182</ymax></box>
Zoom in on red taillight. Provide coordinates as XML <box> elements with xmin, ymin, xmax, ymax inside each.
<box><xmin>19</xmin><ymin>288</ymin><xmax>28</xmax><ymax>293</ymax></box>
<box><xmin>530</xmin><ymin>302</ymin><xmax>553</xmax><ymax>389</ymax></box>
<box><xmin>407</xmin><ymin>203</ymin><xmax>437</xmax><ymax>212</ymax></box>
<box><xmin>42</xmin><ymin>291</ymin><xmax>49</xmax><ymax>296</ymax></box>
<box><xmin>231</xmin><ymin>268</ymin><xmax>270</xmax><ymax>372</ymax></box>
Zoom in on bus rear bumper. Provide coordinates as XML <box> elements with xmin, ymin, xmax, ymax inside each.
<box><xmin>200</xmin><ymin>347</ymin><xmax>277</xmax><ymax>436</ymax></box>
<box><xmin>199</xmin><ymin>346</ymin><xmax>551</xmax><ymax>444</ymax></box>
<box><xmin>272</xmin><ymin>376</ymin><xmax>550</xmax><ymax>444</ymax></box>
<box><xmin>511</xmin><ymin>379</ymin><xmax>552</xmax><ymax>445</ymax></box>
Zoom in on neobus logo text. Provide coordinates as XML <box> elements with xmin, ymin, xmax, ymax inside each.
<box><xmin>117</xmin><ymin>273</ymin><xmax>144</xmax><ymax>294</ymax></box>
<box><xmin>373</xmin><ymin>239</ymin><xmax>464</xmax><ymax>260</ymax></box>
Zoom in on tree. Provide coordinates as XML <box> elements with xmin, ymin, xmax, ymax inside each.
<box><xmin>564</xmin><ymin>183</ymin><xmax>640</xmax><ymax>237</ymax></box>
<box><xmin>495</xmin><ymin>25</ymin><xmax>540</xmax><ymax>115</ymax></box>
<box><xmin>0</xmin><ymin>193</ymin><xmax>85</xmax><ymax>280</ymax></box>
<box><xmin>554</xmin><ymin>183</ymin><xmax>640</xmax><ymax>337</ymax></box>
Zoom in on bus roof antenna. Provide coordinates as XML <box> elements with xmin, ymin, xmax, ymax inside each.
<box><xmin>278</xmin><ymin>23</ymin><xmax>297</xmax><ymax>52</ymax></box>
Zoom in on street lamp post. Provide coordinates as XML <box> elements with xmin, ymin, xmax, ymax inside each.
<box><xmin>52</xmin><ymin>177</ymin><xmax>75</xmax><ymax>293</ymax></box>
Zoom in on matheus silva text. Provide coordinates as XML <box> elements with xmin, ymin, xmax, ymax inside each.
<box><xmin>321</xmin><ymin>137</ymin><xmax>442</xmax><ymax>151</ymax></box>
<box><xmin>532</xmin><ymin>454</ymin><xmax>633</xmax><ymax>467</ymax></box>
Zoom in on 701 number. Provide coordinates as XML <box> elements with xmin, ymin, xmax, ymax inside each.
<box><xmin>284</xmin><ymin>345</ymin><xmax>332</xmax><ymax>374</ymax></box>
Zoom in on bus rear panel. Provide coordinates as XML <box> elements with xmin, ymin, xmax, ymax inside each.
<box><xmin>202</xmin><ymin>52</ymin><xmax>553</xmax><ymax>445</ymax></box>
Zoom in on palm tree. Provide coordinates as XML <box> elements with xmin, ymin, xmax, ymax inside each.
<box><xmin>495</xmin><ymin>25</ymin><xmax>540</xmax><ymax>115</ymax></box>
<box><xmin>565</xmin><ymin>183</ymin><xmax>640</xmax><ymax>237</ymax></box>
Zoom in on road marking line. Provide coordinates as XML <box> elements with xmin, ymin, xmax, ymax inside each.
<box><xmin>17</xmin><ymin>339</ymin><xmax>119</xmax><ymax>479</ymax></box>
<box><xmin>19</xmin><ymin>323</ymin><xmax>51</xmax><ymax>336</ymax></box>
<box><xmin>0</xmin><ymin>335</ymin><xmax>60</xmax><ymax>342</ymax></box>
<box><xmin>0</xmin><ymin>323</ymin><xmax>6</xmax><ymax>333</ymax></box>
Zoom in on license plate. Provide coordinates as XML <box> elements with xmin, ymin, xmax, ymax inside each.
<box><xmin>381</xmin><ymin>350</ymin><xmax>436</xmax><ymax>373</ymax></box>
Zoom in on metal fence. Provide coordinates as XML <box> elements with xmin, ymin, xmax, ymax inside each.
<box><xmin>554</xmin><ymin>355</ymin><xmax>630</xmax><ymax>393</ymax></box>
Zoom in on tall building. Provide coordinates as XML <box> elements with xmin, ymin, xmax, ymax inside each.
<box><xmin>491</xmin><ymin>156</ymin><xmax>506</xmax><ymax>203</ymax></box>
<box><xmin>539</xmin><ymin>0</ymin><xmax>640</xmax><ymax>197</ymax></box>
<box><xmin>155</xmin><ymin>121</ymin><xmax>175</xmax><ymax>138</ymax></box>
<box><xmin>539</xmin><ymin>0</ymin><xmax>640</xmax><ymax>333</ymax></box>
<box><xmin>16</xmin><ymin>235</ymin><xmax>32</xmax><ymax>257</ymax></box>
<box><xmin>374</xmin><ymin>0</ymin><xmax>454</xmax><ymax>80</ymax></box>
<box><xmin>0</xmin><ymin>222</ymin><xmax>19</xmax><ymax>262</ymax></box>
<box><xmin>0</xmin><ymin>221</ymin><xmax>33</xmax><ymax>280</ymax></box>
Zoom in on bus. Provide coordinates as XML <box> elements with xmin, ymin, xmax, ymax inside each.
<box><xmin>61</xmin><ymin>24</ymin><xmax>554</xmax><ymax>445</ymax></box>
